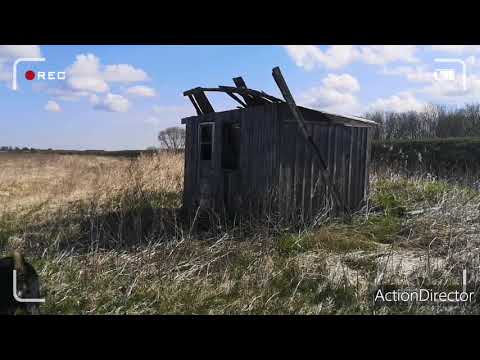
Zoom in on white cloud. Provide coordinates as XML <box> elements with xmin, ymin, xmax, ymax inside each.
<box><xmin>125</xmin><ymin>85</ymin><xmax>156</xmax><ymax>97</ymax></box>
<box><xmin>0</xmin><ymin>45</ymin><xmax>42</xmax><ymax>60</ymax></box>
<box><xmin>299</xmin><ymin>73</ymin><xmax>362</xmax><ymax>114</ymax></box>
<box><xmin>45</xmin><ymin>87</ymin><xmax>90</xmax><ymax>101</ymax></box>
<box><xmin>381</xmin><ymin>65</ymin><xmax>436</xmax><ymax>83</ymax></box>
<box><xmin>44</xmin><ymin>53</ymin><xmax>151</xmax><ymax>113</ymax></box>
<box><xmin>44</xmin><ymin>100</ymin><xmax>61</xmax><ymax>112</ymax></box>
<box><xmin>369</xmin><ymin>92</ymin><xmax>425</xmax><ymax>113</ymax></box>
<box><xmin>358</xmin><ymin>45</ymin><xmax>418</xmax><ymax>65</ymax></box>
<box><xmin>0</xmin><ymin>62</ymin><xmax>10</xmax><ymax>82</ymax></box>
<box><xmin>63</xmin><ymin>54</ymin><xmax>150</xmax><ymax>95</ymax></box>
<box><xmin>103</xmin><ymin>64</ymin><xmax>149</xmax><ymax>83</ymax></box>
<box><xmin>300</xmin><ymin>87</ymin><xmax>361</xmax><ymax>114</ymax></box>
<box><xmin>322</xmin><ymin>73</ymin><xmax>360</xmax><ymax>92</ymax></box>
<box><xmin>431</xmin><ymin>45</ymin><xmax>480</xmax><ymax>54</ymax></box>
<box><xmin>66</xmin><ymin>53</ymin><xmax>109</xmax><ymax>93</ymax></box>
<box><xmin>283</xmin><ymin>45</ymin><xmax>418</xmax><ymax>70</ymax></box>
<box><xmin>0</xmin><ymin>45</ymin><xmax>42</xmax><ymax>86</ymax></box>
<box><xmin>94</xmin><ymin>93</ymin><xmax>131</xmax><ymax>113</ymax></box>
<box><xmin>283</xmin><ymin>45</ymin><xmax>359</xmax><ymax>70</ymax></box>
<box><xmin>419</xmin><ymin>73</ymin><xmax>480</xmax><ymax>102</ymax></box>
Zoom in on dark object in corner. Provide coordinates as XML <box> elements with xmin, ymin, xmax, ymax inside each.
<box><xmin>0</xmin><ymin>252</ymin><xmax>41</xmax><ymax>315</ymax></box>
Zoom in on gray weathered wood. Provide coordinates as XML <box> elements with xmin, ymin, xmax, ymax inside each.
<box><xmin>181</xmin><ymin>69</ymin><xmax>376</xmax><ymax>223</ymax></box>
<box><xmin>272</xmin><ymin>66</ymin><xmax>349</xmax><ymax>216</ymax></box>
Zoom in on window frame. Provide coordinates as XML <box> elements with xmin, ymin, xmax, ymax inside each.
<box><xmin>198</xmin><ymin>122</ymin><xmax>215</xmax><ymax>163</ymax></box>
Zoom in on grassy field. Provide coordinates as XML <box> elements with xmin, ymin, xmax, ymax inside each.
<box><xmin>1</xmin><ymin>152</ymin><xmax>480</xmax><ymax>314</ymax></box>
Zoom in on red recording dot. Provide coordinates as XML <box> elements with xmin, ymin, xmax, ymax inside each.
<box><xmin>25</xmin><ymin>70</ymin><xmax>36</xmax><ymax>80</ymax></box>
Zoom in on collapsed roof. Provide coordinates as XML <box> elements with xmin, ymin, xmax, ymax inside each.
<box><xmin>183</xmin><ymin>74</ymin><xmax>376</xmax><ymax>127</ymax></box>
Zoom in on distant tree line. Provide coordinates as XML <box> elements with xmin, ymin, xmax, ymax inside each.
<box><xmin>0</xmin><ymin>147</ymin><xmax>160</xmax><ymax>158</ymax></box>
<box><xmin>0</xmin><ymin>146</ymin><xmax>46</xmax><ymax>152</ymax></box>
<box><xmin>365</xmin><ymin>103</ymin><xmax>480</xmax><ymax>140</ymax></box>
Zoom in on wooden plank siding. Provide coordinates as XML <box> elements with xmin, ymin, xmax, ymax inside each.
<box><xmin>181</xmin><ymin>102</ymin><xmax>373</xmax><ymax>223</ymax></box>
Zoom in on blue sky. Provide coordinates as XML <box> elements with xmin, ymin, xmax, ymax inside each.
<box><xmin>1</xmin><ymin>45</ymin><xmax>480</xmax><ymax>150</ymax></box>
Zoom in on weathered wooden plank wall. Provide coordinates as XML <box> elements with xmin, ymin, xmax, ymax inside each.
<box><xmin>238</xmin><ymin>104</ymin><xmax>279</xmax><ymax>215</ymax></box>
<box><xmin>182</xmin><ymin>103</ymin><xmax>371</xmax><ymax>222</ymax></box>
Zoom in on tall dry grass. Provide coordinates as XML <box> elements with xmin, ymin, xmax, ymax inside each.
<box><xmin>1</xmin><ymin>152</ymin><xmax>480</xmax><ymax>314</ymax></box>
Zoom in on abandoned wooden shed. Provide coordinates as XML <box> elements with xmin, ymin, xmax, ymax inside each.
<box><xmin>181</xmin><ymin>67</ymin><xmax>377</xmax><ymax>222</ymax></box>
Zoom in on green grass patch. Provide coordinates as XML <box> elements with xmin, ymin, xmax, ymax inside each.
<box><xmin>355</xmin><ymin>215</ymin><xmax>402</xmax><ymax>244</ymax></box>
<box><xmin>372</xmin><ymin>178</ymin><xmax>458</xmax><ymax>215</ymax></box>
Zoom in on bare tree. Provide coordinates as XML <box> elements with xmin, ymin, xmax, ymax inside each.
<box><xmin>158</xmin><ymin>127</ymin><xmax>186</xmax><ymax>151</ymax></box>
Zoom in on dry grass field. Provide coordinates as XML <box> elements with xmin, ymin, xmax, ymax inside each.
<box><xmin>1</xmin><ymin>152</ymin><xmax>480</xmax><ymax>314</ymax></box>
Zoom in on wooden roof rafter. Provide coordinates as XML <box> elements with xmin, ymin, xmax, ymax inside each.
<box><xmin>182</xmin><ymin>72</ymin><xmax>376</xmax><ymax>128</ymax></box>
<box><xmin>183</xmin><ymin>78</ymin><xmax>284</xmax><ymax>115</ymax></box>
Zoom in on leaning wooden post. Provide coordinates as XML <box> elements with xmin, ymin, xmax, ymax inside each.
<box><xmin>271</xmin><ymin>66</ymin><xmax>350</xmax><ymax>217</ymax></box>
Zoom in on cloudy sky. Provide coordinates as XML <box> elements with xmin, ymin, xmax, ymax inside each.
<box><xmin>1</xmin><ymin>45</ymin><xmax>480</xmax><ymax>150</ymax></box>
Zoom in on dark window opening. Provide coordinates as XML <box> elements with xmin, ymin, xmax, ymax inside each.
<box><xmin>222</xmin><ymin>123</ymin><xmax>240</xmax><ymax>170</ymax></box>
<box><xmin>199</xmin><ymin>123</ymin><xmax>214</xmax><ymax>161</ymax></box>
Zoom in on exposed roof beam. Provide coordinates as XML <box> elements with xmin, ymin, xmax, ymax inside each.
<box><xmin>183</xmin><ymin>86</ymin><xmax>283</xmax><ymax>104</ymax></box>
<box><xmin>192</xmin><ymin>91</ymin><xmax>214</xmax><ymax>114</ymax></box>
<box><xmin>233</xmin><ymin>76</ymin><xmax>248</xmax><ymax>88</ymax></box>
<box><xmin>187</xmin><ymin>94</ymin><xmax>203</xmax><ymax>115</ymax></box>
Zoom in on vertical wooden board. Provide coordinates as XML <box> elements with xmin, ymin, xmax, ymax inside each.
<box><xmin>261</xmin><ymin>107</ymin><xmax>271</xmax><ymax>196</ymax></box>
<box><xmin>294</xmin><ymin>124</ymin><xmax>304</xmax><ymax>219</ymax></box>
<box><xmin>328</xmin><ymin>126</ymin><xmax>336</xmax><ymax>211</ymax></box>
<box><xmin>253</xmin><ymin>109</ymin><xmax>262</xmax><ymax>201</ymax></box>
<box><xmin>365</xmin><ymin>128</ymin><xmax>372</xmax><ymax>201</ymax></box>
<box><xmin>246</xmin><ymin>112</ymin><xmax>255</xmax><ymax>204</ymax></box>
<box><xmin>330</xmin><ymin>126</ymin><xmax>339</xmax><ymax>214</ymax></box>
<box><xmin>359</xmin><ymin>128</ymin><xmax>366</xmax><ymax>208</ymax></box>
<box><xmin>336</xmin><ymin>127</ymin><xmax>344</xmax><ymax>212</ymax></box>
<box><xmin>358</xmin><ymin>128</ymin><xmax>366</xmax><ymax>209</ymax></box>
<box><xmin>278</xmin><ymin>115</ymin><xmax>285</xmax><ymax>218</ymax></box>
<box><xmin>283</xmin><ymin>122</ymin><xmax>296</xmax><ymax>220</ymax></box>
<box><xmin>240</xmin><ymin>110</ymin><xmax>250</xmax><ymax>198</ymax></box>
<box><xmin>264</xmin><ymin>106</ymin><xmax>277</xmax><ymax>210</ymax></box>
<box><xmin>253</xmin><ymin>108</ymin><xmax>264</xmax><ymax>212</ymax></box>
<box><xmin>355</xmin><ymin>128</ymin><xmax>362</xmax><ymax>209</ymax></box>
<box><xmin>346</xmin><ymin>127</ymin><xmax>354</xmax><ymax>211</ymax></box>
<box><xmin>357</xmin><ymin>127</ymin><xmax>368</xmax><ymax>205</ymax></box>
<box><xmin>246</xmin><ymin>109</ymin><xmax>255</xmax><ymax>200</ymax></box>
<box><xmin>309</xmin><ymin>124</ymin><xmax>319</xmax><ymax>216</ymax></box>
<box><xmin>311</xmin><ymin>123</ymin><xmax>326</xmax><ymax>218</ymax></box>
<box><xmin>254</xmin><ymin>109</ymin><xmax>261</xmax><ymax>197</ymax></box>
<box><xmin>359</xmin><ymin>127</ymin><xmax>367</xmax><ymax>205</ymax></box>
<box><xmin>344</xmin><ymin>128</ymin><xmax>351</xmax><ymax>212</ymax></box>
<box><xmin>269</xmin><ymin>105</ymin><xmax>279</xmax><ymax>191</ymax></box>
<box><xmin>254</xmin><ymin>108</ymin><xmax>265</xmax><ymax>208</ymax></box>
<box><xmin>303</xmin><ymin>123</ymin><xmax>313</xmax><ymax>220</ymax></box>
<box><xmin>268</xmin><ymin>104</ymin><xmax>279</xmax><ymax>211</ymax></box>
<box><xmin>317</xmin><ymin>126</ymin><xmax>331</xmax><ymax>212</ymax></box>
<box><xmin>322</xmin><ymin>126</ymin><xmax>331</xmax><ymax>211</ymax></box>
<box><xmin>337</xmin><ymin>126</ymin><xmax>351</xmax><ymax>215</ymax></box>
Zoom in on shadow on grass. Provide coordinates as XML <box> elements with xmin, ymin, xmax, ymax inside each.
<box><xmin>9</xmin><ymin>192</ymin><xmax>186</xmax><ymax>255</ymax></box>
